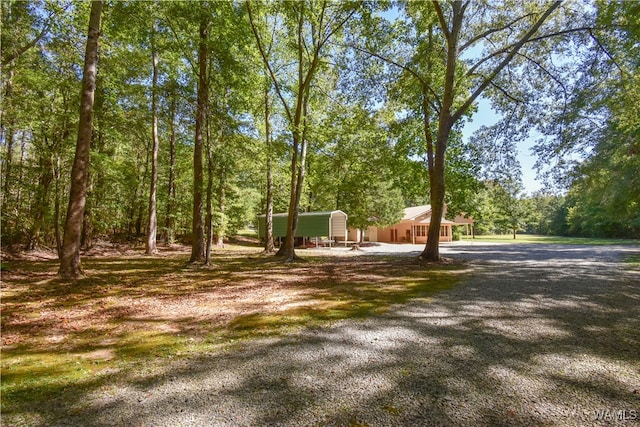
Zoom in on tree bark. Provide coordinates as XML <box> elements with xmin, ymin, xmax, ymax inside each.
<box><xmin>15</xmin><ymin>132</ymin><xmax>27</xmax><ymax>229</ymax></box>
<box><xmin>215</xmin><ymin>165</ymin><xmax>226</xmax><ymax>248</ymax></box>
<box><xmin>1</xmin><ymin>69</ymin><xmax>15</xmax><ymax>240</ymax></box>
<box><xmin>59</xmin><ymin>0</ymin><xmax>102</xmax><ymax>278</ymax></box>
<box><xmin>145</xmin><ymin>21</ymin><xmax>160</xmax><ymax>255</ymax></box>
<box><xmin>204</xmin><ymin>109</ymin><xmax>214</xmax><ymax>265</ymax></box>
<box><xmin>263</xmin><ymin>77</ymin><xmax>275</xmax><ymax>253</ymax></box>
<box><xmin>54</xmin><ymin>155</ymin><xmax>63</xmax><ymax>258</ymax></box>
<box><xmin>164</xmin><ymin>81</ymin><xmax>177</xmax><ymax>245</ymax></box>
<box><xmin>189</xmin><ymin>12</ymin><xmax>208</xmax><ymax>264</ymax></box>
<box><xmin>204</xmin><ymin>144</ymin><xmax>214</xmax><ymax>265</ymax></box>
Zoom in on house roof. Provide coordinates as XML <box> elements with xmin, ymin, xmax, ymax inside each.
<box><xmin>415</xmin><ymin>216</ymin><xmax>454</xmax><ymax>225</ymax></box>
<box><xmin>259</xmin><ymin>210</ymin><xmax>347</xmax><ymax>218</ymax></box>
<box><xmin>402</xmin><ymin>205</ymin><xmax>473</xmax><ymax>225</ymax></box>
<box><xmin>402</xmin><ymin>205</ymin><xmax>432</xmax><ymax>220</ymax></box>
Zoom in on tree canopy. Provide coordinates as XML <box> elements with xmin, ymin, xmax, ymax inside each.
<box><xmin>1</xmin><ymin>0</ymin><xmax>637</xmax><ymax>273</ymax></box>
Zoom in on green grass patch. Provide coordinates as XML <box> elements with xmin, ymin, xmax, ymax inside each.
<box><xmin>623</xmin><ymin>254</ymin><xmax>640</xmax><ymax>270</ymax></box>
<box><xmin>460</xmin><ymin>234</ymin><xmax>640</xmax><ymax>245</ymax></box>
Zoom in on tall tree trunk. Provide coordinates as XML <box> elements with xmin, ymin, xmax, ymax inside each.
<box><xmin>189</xmin><ymin>12</ymin><xmax>208</xmax><ymax>264</ymax></box>
<box><xmin>26</xmin><ymin>136</ymin><xmax>53</xmax><ymax>250</ymax></box>
<box><xmin>81</xmin><ymin>170</ymin><xmax>93</xmax><ymax>250</ymax></box>
<box><xmin>275</xmin><ymin>134</ymin><xmax>300</xmax><ymax>260</ymax></box>
<box><xmin>263</xmin><ymin>77</ymin><xmax>275</xmax><ymax>253</ymax></box>
<box><xmin>164</xmin><ymin>82</ymin><xmax>177</xmax><ymax>245</ymax></box>
<box><xmin>204</xmin><ymin>143</ymin><xmax>214</xmax><ymax>265</ymax></box>
<box><xmin>417</xmin><ymin>2</ymin><xmax>560</xmax><ymax>261</ymax></box>
<box><xmin>59</xmin><ymin>0</ymin><xmax>102</xmax><ymax>278</ymax></box>
<box><xmin>246</xmin><ymin>0</ymin><xmax>352</xmax><ymax>262</ymax></box>
<box><xmin>145</xmin><ymin>22</ymin><xmax>160</xmax><ymax>255</ymax></box>
<box><xmin>275</xmin><ymin>12</ymin><xmax>310</xmax><ymax>262</ymax></box>
<box><xmin>2</xmin><ymin>69</ymin><xmax>14</xmax><ymax>202</ymax></box>
<box><xmin>275</xmin><ymin>129</ymin><xmax>308</xmax><ymax>261</ymax></box>
<box><xmin>204</xmin><ymin>108</ymin><xmax>215</xmax><ymax>265</ymax></box>
<box><xmin>15</xmin><ymin>132</ymin><xmax>27</xmax><ymax>231</ymax></box>
<box><xmin>54</xmin><ymin>154</ymin><xmax>63</xmax><ymax>257</ymax></box>
<box><xmin>1</xmin><ymin>69</ymin><xmax>15</xmax><ymax>238</ymax></box>
<box><xmin>215</xmin><ymin>164</ymin><xmax>226</xmax><ymax>247</ymax></box>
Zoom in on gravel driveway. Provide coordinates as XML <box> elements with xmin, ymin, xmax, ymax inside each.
<box><xmin>65</xmin><ymin>243</ymin><xmax>640</xmax><ymax>426</ymax></box>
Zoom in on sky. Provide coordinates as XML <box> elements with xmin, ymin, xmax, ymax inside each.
<box><xmin>461</xmin><ymin>98</ymin><xmax>542</xmax><ymax>195</ymax></box>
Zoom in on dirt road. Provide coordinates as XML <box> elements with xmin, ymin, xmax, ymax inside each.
<box><xmin>47</xmin><ymin>243</ymin><xmax>640</xmax><ymax>426</ymax></box>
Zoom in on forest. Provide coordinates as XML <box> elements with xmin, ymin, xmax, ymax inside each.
<box><xmin>2</xmin><ymin>0</ymin><xmax>639</xmax><ymax>272</ymax></box>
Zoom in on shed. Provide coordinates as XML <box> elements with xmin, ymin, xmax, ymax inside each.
<box><xmin>257</xmin><ymin>210</ymin><xmax>348</xmax><ymax>245</ymax></box>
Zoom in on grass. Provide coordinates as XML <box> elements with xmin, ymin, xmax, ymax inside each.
<box><xmin>0</xmin><ymin>244</ymin><xmax>464</xmax><ymax>423</ymax></box>
<box><xmin>459</xmin><ymin>234</ymin><xmax>640</xmax><ymax>245</ymax></box>
<box><xmin>623</xmin><ymin>254</ymin><xmax>640</xmax><ymax>270</ymax></box>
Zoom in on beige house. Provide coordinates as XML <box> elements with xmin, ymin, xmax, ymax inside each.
<box><xmin>366</xmin><ymin>205</ymin><xmax>473</xmax><ymax>244</ymax></box>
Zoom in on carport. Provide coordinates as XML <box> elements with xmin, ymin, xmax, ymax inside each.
<box><xmin>257</xmin><ymin>210</ymin><xmax>348</xmax><ymax>247</ymax></box>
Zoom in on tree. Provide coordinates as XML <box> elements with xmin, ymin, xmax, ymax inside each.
<box><xmin>189</xmin><ymin>6</ymin><xmax>208</xmax><ymax>264</ymax></box>
<box><xmin>305</xmin><ymin>100</ymin><xmax>405</xmax><ymax>236</ymax></box>
<box><xmin>262</xmin><ymin>75</ymin><xmax>276</xmax><ymax>253</ymax></box>
<box><xmin>353</xmin><ymin>1</ymin><xmax>563</xmax><ymax>260</ymax></box>
<box><xmin>59</xmin><ymin>0</ymin><xmax>102</xmax><ymax>278</ymax></box>
<box><xmin>1</xmin><ymin>1</ymin><xmax>78</xmax><ymax>248</ymax></box>
<box><xmin>247</xmin><ymin>0</ymin><xmax>360</xmax><ymax>262</ymax></box>
<box><xmin>418</xmin><ymin>1</ymin><xmax>562</xmax><ymax>259</ymax></box>
<box><xmin>146</xmin><ymin>17</ymin><xmax>160</xmax><ymax>255</ymax></box>
<box><xmin>534</xmin><ymin>1</ymin><xmax>640</xmax><ymax>238</ymax></box>
<box><xmin>491</xmin><ymin>179</ymin><xmax>530</xmax><ymax>239</ymax></box>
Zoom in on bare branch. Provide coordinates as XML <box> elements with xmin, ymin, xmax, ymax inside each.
<box><xmin>432</xmin><ymin>1</ymin><xmax>450</xmax><ymax>41</ymax></box>
<box><xmin>246</xmin><ymin>0</ymin><xmax>293</xmax><ymax>124</ymax></box>
<box><xmin>525</xmin><ymin>26</ymin><xmax>599</xmax><ymax>44</ymax></box>
<box><xmin>1</xmin><ymin>4</ymin><xmax>70</xmax><ymax>66</ymax></box>
<box><xmin>466</xmin><ymin>26</ymin><xmax>597</xmax><ymax>79</ymax></box>
<box><xmin>452</xmin><ymin>1</ymin><xmax>562</xmax><ymax>124</ymax></box>
<box><xmin>320</xmin><ymin>3</ymin><xmax>360</xmax><ymax>48</ymax></box>
<box><xmin>488</xmin><ymin>79</ymin><xmax>523</xmax><ymax>104</ymax></box>
<box><xmin>588</xmin><ymin>29</ymin><xmax>625</xmax><ymax>79</ymax></box>
<box><xmin>460</xmin><ymin>12</ymin><xmax>537</xmax><ymax>53</ymax></box>
<box><xmin>332</xmin><ymin>41</ymin><xmax>442</xmax><ymax>113</ymax></box>
<box><xmin>516</xmin><ymin>51</ymin><xmax>568</xmax><ymax>98</ymax></box>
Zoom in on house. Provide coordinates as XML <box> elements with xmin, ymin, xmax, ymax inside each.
<box><xmin>366</xmin><ymin>205</ymin><xmax>473</xmax><ymax>244</ymax></box>
<box><xmin>257</xmin><ymin>210</ymin><xmax>348</xmax><ymax>247</ymax></box>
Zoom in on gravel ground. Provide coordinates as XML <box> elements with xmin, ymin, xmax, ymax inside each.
<box><xmin>36</xmin><ymin>243</ymin><xmax>640</xmax><ymax>426</ymax></box>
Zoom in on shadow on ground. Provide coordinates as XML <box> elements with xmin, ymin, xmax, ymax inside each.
<box><xmin>2</xmin><ymin>244</ymin><xmax>639</xmax><ymax>426</ymax></box>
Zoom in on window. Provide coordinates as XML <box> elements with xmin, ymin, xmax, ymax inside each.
<box><xmin>416</xmin><ymin>225</ymin><xmax>427</xmax><ymax>237</ymax></box>
<box><xmin>440</xmin><ymin>226</ymin><xmax>448</xmax><ymax>237</ymax></box>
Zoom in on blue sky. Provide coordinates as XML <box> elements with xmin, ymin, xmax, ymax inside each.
<box><xmin>461</xmin><ymin>98</ymin><xmax>542</xmax><ymax>195</ymax></box>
